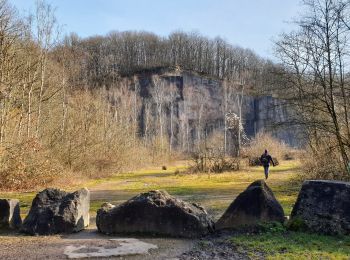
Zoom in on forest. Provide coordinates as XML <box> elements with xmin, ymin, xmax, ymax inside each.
<box><xmin>0</xmin><ymin>0</ymin><xmax>349</xmax><ymax>189</ymax></box>
<box><xmin>1</xmin><ymin>0</ymin><xmax>350</xmax><ymax>259</ymax></box>
<box><xmin>0</xmin><ymin>0</ymin><xmax>276</xmax><ymax>190</ymax></box>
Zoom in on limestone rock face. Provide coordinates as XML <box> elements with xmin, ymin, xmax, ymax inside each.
<box><xmin>0</xmin><ymin>199</ymin><xmax>22</xmax><ymax>229</ymax></box>
<box><xmin>96</xmin><ymin>190</ymin><xmax>214</xmax><ymax>238</ymax></box>
<box><xmin>216</xmin><ymin>180</ymin><xmax>285</xmax><ymax>229</ymax></box>
<box><xmin>21</xmin><ymin>188</ymin><xmax>90</xmax><ymax>235</ymax></box>
<box><xmin>290</xmin><ymin>180</ymin><xmax>350</xmax><ymax>235</ymax></box>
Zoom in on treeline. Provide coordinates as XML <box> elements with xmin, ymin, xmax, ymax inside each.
<box><xmin>0</xmin><ymin>0</ymin><xmax>274</xmax><ymax>190</ymax></box>
<box><xmin>59</xmin><ymin>30</ymin><xmax>271</xmax><ymax>89</ymax></box>
<box><xmin>0</xmin><ymin>0</ymin><xmax>167</xmax><ymax>190</ymax></box>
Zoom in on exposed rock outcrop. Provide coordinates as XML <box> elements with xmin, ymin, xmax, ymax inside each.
<box><xmin>96</xmin><ymin>190</ymin><xmax>214</xmax><ymax>237</ymax></box>
<box><xmin>216</xmin><ymin>180</ymin><xmax>285</xmax><ymax>229</ymax></box>
<box><xmin>290</xmin><ymin>180</ymin><xmax>350</xmax><ymax>235</ymax></box>
<box><xmin>134</xmin><ymin>70</ymin><xmax>299</xmax><ymax>149</ymax></box>
<box><xmin>21</xmin><ymin>188</ymin><xmax>90</xmax><ymax>235</ymax></box>
<box><xmin>0</xmin><ymin>199</ymin><xmax>21</xmax><ymax>229</ymax></box>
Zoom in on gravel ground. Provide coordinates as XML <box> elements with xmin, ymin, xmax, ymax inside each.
<box><xmin>179</xmin><ymin>231</ymin><xmax>251</xmax><ymax>260</ymax></box>
<box><xmin>0</xmin><ymin>229</ymin><xmax>255</xmax><ymax>260</ymax></box>
<box><xmin>0</xmin><ymin>228</ymin><xmax>195</xmax><ymax>260</ymax></box>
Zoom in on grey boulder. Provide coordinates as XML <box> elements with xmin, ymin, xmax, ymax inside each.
<box><xmin>96</xmin><ymin>190</ymin><xmax>214</xmax><ymax>238</ymax></box>
<box><xmin>290</xmin><ymin>180</ymin><xmax>350</xmax><ymax>235</ymax></box>
<box><xmin>0</xmin><ymin>199</ymin><xmax>22</xmax><ymax>229</ymax></box>
<box><xmin>21</xmin><ymin>188</ymin><xmax>89</xmax><ymax>235</ymax></box>
<box><xmin>216</xmin><ymin>180</ymin><xmax>285</xmax><ymax>229</ymax></box>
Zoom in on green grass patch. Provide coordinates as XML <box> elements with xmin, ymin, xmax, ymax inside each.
<box><xmin>0</xmin><ymin>160</ymin><xmax>301</xmax><ymax>220</ymax></box>
<box><xmin>231</xmin><ymin>223</ymin><xmax>350</xmax><ymax>259</ymax></box>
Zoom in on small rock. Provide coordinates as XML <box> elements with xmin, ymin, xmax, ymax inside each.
<box><xmin>216</xmin><ymin>180</ymin><xmax>285</xmax><ymax>229</ymax></box>
<box><xmin>21</xmin><ymin>188</ymin><xmax>90</xmax><ymax>235</ymax></box>
<box><xmin>0</xmin><ymin>199</ymin><xmax>21</xmax><ymax>229</ymax></box>
<box><xmin>96</xmin><ymin>190</ymin><xmax>214</xmax><ymax>237</ymax></box>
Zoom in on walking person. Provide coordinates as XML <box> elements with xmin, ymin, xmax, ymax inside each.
<box><xmin>260</xmin><ymin>149</ymin><xmax>275</xmax><ymax>179</ymax></box>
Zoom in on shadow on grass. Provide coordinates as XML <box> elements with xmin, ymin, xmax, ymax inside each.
<box><xmin>231</xmin><ymin>228</ymin><xmax>350</xmax><ymax>259</ymax></box>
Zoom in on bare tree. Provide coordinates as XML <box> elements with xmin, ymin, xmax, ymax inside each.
<box><xmin>275</xmin><ymin>0</ymin><xmax>350</xmax><ymax>173</ymax></box>
<box><xmin>34</xmin><ymin>0</ymin><xmax>59</xmax><ymax>138</ymax></box>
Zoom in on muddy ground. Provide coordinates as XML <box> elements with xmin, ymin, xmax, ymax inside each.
<box><xmin>0</xmin><ymin>228</ymin><xmax>253</xmax><ymax>259</ymax></box>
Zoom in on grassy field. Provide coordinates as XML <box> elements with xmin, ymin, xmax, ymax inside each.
<box><xmin>0</xmin><ymin>160</ymin><xmax>301</xmax><ymax>218</ymax></box>
<box><xmin>230</xmin><ymin>222</ymin><xmax>350</xmax><ymax>260</ymax></box>
<box><xmin>86</xmin><ymin>159</ymin><xmax>301</xmax><ymax>218</ymax></box>
<box><xmin>2</xmin><ymin>160</ymin><xmax>350</xmax><ymax>259</ymax></box>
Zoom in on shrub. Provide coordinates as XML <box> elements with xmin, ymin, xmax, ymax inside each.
<box><xmin>287</xmin><ymin>217</ymin><xmax>307</xmax><ymax>232</ymax></box>
<box><xmin>243</xmin><ymin>131</ymin><xmax>292</xmax><ymax>162</ymax></box>
<box><xmin>0</xmin><ymin>139</ymin><xmax>64</xmax><ymax>191</ymax></box>
<box><xmin>256</xmin><ymin>221</ymin><xmax>286</xmax><ymax>233</ymax></box>
<box><xmin>188</xmin><ymin>152</ymin><xmax>240</xmax><ymax>173</ymax></box>
<box><xmin>299</xmin><ymin>146</ymin><xmax>349</xmax><ymax>181</ymax></box>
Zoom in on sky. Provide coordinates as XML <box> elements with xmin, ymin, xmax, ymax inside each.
<box><xmin>10</xmin><ymin>0</ymin><xmax>303</xmax><ymax>59</ymax></box>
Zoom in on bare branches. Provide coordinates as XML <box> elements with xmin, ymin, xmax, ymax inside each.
<box><xmin>276</xmin><ymin>0</ymin><xmax>350</xmax><ymax>174</ymax></box>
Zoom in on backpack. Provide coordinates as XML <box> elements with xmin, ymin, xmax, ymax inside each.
<box><xmin>261</xmin><ymin>155</ymin><xmax>269</xmax><ymax>165</ymax></box>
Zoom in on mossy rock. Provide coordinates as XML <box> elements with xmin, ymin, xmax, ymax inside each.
<box><xmin>287</xmin><ymin>216</ymin><xmax>307</xmax><ymax>231</ymax></box>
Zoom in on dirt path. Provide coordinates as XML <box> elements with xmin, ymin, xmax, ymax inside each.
<box><xmin>0</xmin><ymin>162</ymin><xmax>299</xmax><ymax>259</ymax></box>
<box><xmin>0</xmin><ymin>230</ymin><xmax>195</xmax><ymax>259</ymax></box>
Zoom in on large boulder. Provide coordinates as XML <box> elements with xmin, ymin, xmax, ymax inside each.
<box><xmin>96</xmin><ymin>190</ymin><xmax>214</xmax><ymax>238</ymax></box>
<box><xmin>21</xmin><ymin>188</ymin><xmax>89</xmax><ymax>235</ymax></box>
<box><xmin>0</xmin><ymin>199</ymin><xmax>22</xmax><ymax>229</ymax></box>
<box><xmin>216</xmin><ymin>180</ymin><xmax>285</xmax><ymax>229</ymax></box>
<box><xmin>290</xmin><ymin>180</ymin><xmax>350</xmax><ymax>235</ymax></box>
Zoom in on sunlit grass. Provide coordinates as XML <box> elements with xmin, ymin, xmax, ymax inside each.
<box><xmin>87</xmin><ymin>160</ymin><xmax>302</xmax><ymax>218</ymax></box>
<box><xmin>1</xmin><ymin>160</ymin><xmax>348</xmax><ymax>259</ymax></box>
<box><xmin>0</xmin><ymin>160</ymin><xmax>301</xmax><ymax>218</ymax></box>
<box><xmin>231</xmin><ymin>223</ymin><xmax>350</xmax><ymax>260</ymax></box>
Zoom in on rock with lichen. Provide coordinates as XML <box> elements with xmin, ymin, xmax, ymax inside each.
<box><xmin>96</xmin><ymin>190</ymin><xmax>214</xmax><ymax>238</ymax></box>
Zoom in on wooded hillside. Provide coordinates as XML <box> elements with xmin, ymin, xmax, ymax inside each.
<box><xmin>0</xmin><ymin>0</ymin><xmax>277</xmax><ymax>190</ymax></box>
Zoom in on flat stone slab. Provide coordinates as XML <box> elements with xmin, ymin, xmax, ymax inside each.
<box><xmin>64</xmin><ymin>238</ymin><xmax>158</xmax><ymax>259</ymax></box>
<box><xmin>0</xmin><ymin>199</ymin><xmax>21</xmax><ymax>229</ymax></box>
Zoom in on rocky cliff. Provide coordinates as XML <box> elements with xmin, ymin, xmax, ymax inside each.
<box><xmin>129</xmin><ymin>68</ymin><xmax>297</xmax><ymax>152</ymax></box>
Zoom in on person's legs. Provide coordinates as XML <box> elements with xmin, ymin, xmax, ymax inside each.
<box><xmin>264</xmin><ymin>165</ymin><xmax>269</xmax><ymax>179</ymax></box>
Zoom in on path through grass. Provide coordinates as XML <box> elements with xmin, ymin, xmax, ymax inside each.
<box><xmin>85</xmin><ymin>160</ymin><xmax>301</xmax><ymax>219</ymax></box>
<box><xmin>0</xmin><ymin>160</ymin><xmax>301</xmax><ymax>219</ymax></box>
<box><xmin>2</xmin><ymin>160</ymin><xmax>349</xmax><ymax>259</ymax></box>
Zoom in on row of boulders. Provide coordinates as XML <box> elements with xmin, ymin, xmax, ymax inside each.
<box><xmin>0</xmin><ymin>188</ymin><xmax>90</xmax><ymax>235</ymax></box>
<box><xmin>1</xmin><ymin>179</ymin><xmax>350</xmax><ymax>236</ymax></box>
<box><xmin>95</xmin><ymin>181</ymin><xmax>284</xmax><ymax>237</ymax></box>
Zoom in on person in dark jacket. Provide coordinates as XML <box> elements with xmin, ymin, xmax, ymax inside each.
<box><xmin>260</xmin><ymin>149</ymin><xmax>275</xmax><ymax>179</ymax></box>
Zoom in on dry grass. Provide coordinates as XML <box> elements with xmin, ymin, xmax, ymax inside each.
<box><xmin>0</xmin><ymin>160</ymin><xmax>301</xmax><ymax>219</ymax></box>
<box><xmin>243</xmin><ymin>131</ymin><xmax>295</xmax><ymax>161</ymax></box>
<box><xmin>299</xmin><ymin>147</ymin><xmax>350</xmax><ymax>181</ymax></box>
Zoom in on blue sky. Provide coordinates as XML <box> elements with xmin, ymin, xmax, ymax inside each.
<box><xmin>10</xmin><ymin>0</ymin><xmax>303</xmax><ymax>59</ymax></box>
